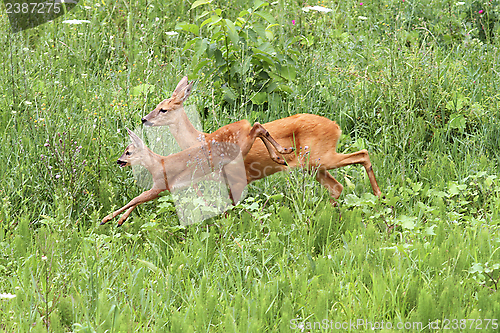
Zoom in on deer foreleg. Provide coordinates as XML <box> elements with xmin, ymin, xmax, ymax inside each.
<box><xmin>116</xmin><ymin>205</ymin><xmax>138</xmax><ymax>226</ymax></box>
<box><xmin>240</xmin><ymin>123</ymin><xmax>294</xmax><ymax>165</ymax></box>
<box><xmin>101</xmin><ymin>188</ymin><xmax>164</xmax><ymax>225</ymax></box>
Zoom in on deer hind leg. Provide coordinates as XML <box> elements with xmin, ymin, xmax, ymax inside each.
<box><xmin>327</xmin><ymin>149</ymin><xmax>382</xmax><ymax>197</ymax></box>
<box><xmin>239</xmin><ymin>122</ymin><xmax>294</xmax><ymax>165</ymax></box>
<box><xmin>315</xmin><ymin>169</ymin><xmax>344</xmax><ymax>200</ymax></box>
<box><xmin>101</xmin><ymin>188</ymin><xmax>164</xmax><ymax>225</ymax></box>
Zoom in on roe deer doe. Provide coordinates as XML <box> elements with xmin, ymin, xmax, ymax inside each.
<box><xmin>142</xmin><ymin>76</ymin><xmax>382</xmax><ymax>202</ymax></box>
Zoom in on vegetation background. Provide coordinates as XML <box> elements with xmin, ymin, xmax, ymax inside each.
<box><xmin>0</xmin><ymin>0</ymin><xmax>500</xmax><ymax>331</ymax></box>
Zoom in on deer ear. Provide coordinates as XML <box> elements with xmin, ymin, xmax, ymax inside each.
<box><xmin>126</xmin><ymin>127</ymin><xmax>144</xmax><ymax>149</ymax></box>
<box><xmin>172</xmin><ymin>76</ymin><xmax>189</xmax><ymax>96</ymax></box>
<box><xmin>179</xmin><ymin>81</ymin><xmax>193</xmax><ymax>102</ymax></box>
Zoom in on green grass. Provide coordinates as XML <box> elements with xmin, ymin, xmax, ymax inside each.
<box><xmin>1</xmin><ymin>0</ymin><xmax>500</xmax><ymax>331</ymax></box>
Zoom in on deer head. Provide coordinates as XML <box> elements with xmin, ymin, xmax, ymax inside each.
<box><xmin>142</xmin><ymin>76</ymin><xmax>193</xmax><ymax>127</ymax></box>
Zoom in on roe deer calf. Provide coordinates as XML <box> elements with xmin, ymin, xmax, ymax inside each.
<box><xmin>102</xmin><ymin>123</ymin><xmax>293</xmax><ymax>226</ymax></box>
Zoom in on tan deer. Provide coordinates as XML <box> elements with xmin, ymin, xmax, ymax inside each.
<box><xmin>102</xmin><ymin>123</ymin><xmax>293</xmax><ymax>226</ymax></box>
<box><xmin>142</xmin><ymin>76</ymin><xmax>382</xmax><ymax>201</ymax></box>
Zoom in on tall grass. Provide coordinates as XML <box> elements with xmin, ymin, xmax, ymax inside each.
<box><xmin>1</xmin><ymin>0</ymin><xmax>500</xmax><ymax>331</ymax></box>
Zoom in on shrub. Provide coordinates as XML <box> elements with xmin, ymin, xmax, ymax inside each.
<box><xmin>176</xmin><ymin>0</ymin><xmax>299</xmax><ymax>105</ymax></box>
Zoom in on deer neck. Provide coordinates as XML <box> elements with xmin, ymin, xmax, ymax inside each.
<box><xmin>140</xmin><ymin>149</ymin><xmax>162</xmax><ymax>176</ymax></box>
<box><xmin>143</xmin><ymin>149</ymin><xmax>170</xmax><ymax>189</ymax></box>
<box><xmin>168</xmin><ymin>107</ymin><xmax>206</xmax><ymax>149</ymax></box>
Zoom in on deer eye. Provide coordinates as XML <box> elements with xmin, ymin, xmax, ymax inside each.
<box><xmin>160</xmin><ymin>108</ymin><xmax>167</xmax><ymax>113</ymax></box>
<box><xmin>125</xmin><ymin>151</ymin><xmax>131</xmax><ymax>156</ymax></box>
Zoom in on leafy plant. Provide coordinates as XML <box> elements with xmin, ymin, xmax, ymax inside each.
<box><xmin>176</xmin><ymin>0</ymin><xmax>299</xmax><ymax>105</ymax></box>
<box><xmin>469</xmin><ymin>262</ymin><xmax>500</xmax><ymax>290</ymax></box>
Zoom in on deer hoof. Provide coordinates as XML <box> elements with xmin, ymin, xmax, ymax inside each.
<box><xmin>273</xmin><ymin>157</ymin><xmax>287</xmax><ymax>165</ymax></box>
<box><xmin>279</xmin><ymin>147</ymin><xmax>294</xmax><ymax>154</ymax></box>
<box><xmin>101</xmin><ymin>216</ymin><xmax>112</xmax><ymax>225</ymax></box>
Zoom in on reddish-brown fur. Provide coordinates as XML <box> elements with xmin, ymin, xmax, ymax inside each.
<box><xmin>142</xmin><ymin>76</ymin><xmax>381</xmax><ymax>200</ymax></box>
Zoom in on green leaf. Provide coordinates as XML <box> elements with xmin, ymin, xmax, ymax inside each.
<box><xmin>182</xmin><ymin>38</ymin><xmax>200</xmax><ymax>52</ymax></box>
<box><xmin>222</xmin><ymin>86</ymin><xmax>238</xmax><ymax>103</ymax></box>
<box><xmin>266</xmin><ymin>23</ymin><xmax>280</xmax><ymax>30</ymax></box>
<box><xmin>200</xmin><ymin>17</ymin><xmax>213</xmax><ymax>30</ymax></box>
<box><xmin>240</xmin><ymin>56</ymin><xmax>252</xmax><ymax>74</ymax></box>
<box><xmin>448</xmin><ymin>114</ymin><xmax>466</xmax><ymax>130</ymax></box>
<box><xmin>469</xmin><ymin>263</ymin><xmax>483</xmax><ymax>274</ymax></box>
<box><xmin>448</xmin><ymin>182</ymin><xmax>460</xmax><ymax>196</ymax></box>
<box><xmin>254</xmin><ymin>11</ymin><xmax>276</xmax><ymax>24</ymax></box>
<box><xmin>252</xmin><ymin>23</ymin><xmax>267</xmax><ymax>39</ymax></box>
<box><xmin>445</xmin><ymin>92</ymin><xmax>467</xmax><ymax>111</ymax></box>
<box><xmin>344</xmin><ymin>176</ymin><xmax>355</xmax><ymax>190</ymax></box>
<box><xmin>224</xmin><ymin>19</ymin><xmax>240</xmax><ymax>47</ymax></box>
<box><xmin>265</xmin><ymin>30</ymin><xmax>274</xmax><ymax>40</ymax></box>
<box><xmin>191</xmin><ymin>0</ymin><xmax>211</xmax><ymax>10</ymax></box>
<box><xmin>250</xmin><ymin>92</ymin><xmax>267</xmax><ymax>105</ymax></box>
<box><xmin>131</xmin><ymin>83</ymin><xmax>155</xmax><ymax>96</ymax></box>
<box><xmin>207</xmin><ymin>42</ymin><xmax>217</xmax><ymax>57</ymax></box>
<box><xmin>266</xmin><ymin>81</ymin><xmax>278</xmax><ymax>93</ymax></box>
<box><xmin>383</xmin><ymin>193</ymin><xmax>399</xmax><ymax>206</ymax></box>
<box><xmin>256</xmin><ymin>42</ymin><xmax>275</xmax><ymax>54</ymax></box>
<box><xmin>208</xmin><ymin>15</ymin><xmax>222</xmax><ymax>28</ymax></box>
<box><xmin>137</xmin><ymin>259</ymin><xmax>159</xmax><ymax>273</ymax></box>
<box><xmin>253</xmin><ymin>0</ymin><xmax>269</xmax><ymax>10</ymax></box>
<box><xmin>200</xmin><ymin>232</ymin><xmax>210</xmax><ymax>241</ymax></box>
<box><xmin>396</xmin><ymin>215</ymin><xmax>417</xmax><ymax>230</ymax></box>
<box><xmin>253</xmin><ymin>51</ymin><xmax>274</xmax><ymax>65</ymax></box>
<box><xmin>268</xmin><ymin>71</ymin><xmax>284</xmax><ymax>82</ymax></box>
<box><xmin>214</xmin><ymin>49</ymin><xmax>225</xmax><ymax>66</ymax></box>
<box><xmin>175</xmin><ymin>22</ymin><xmax>200</xmax><ymax>36</ymax></box>
<box><xmin>485</xmin><ymin>175</ymin><xmax>497</xmax><ymax>187</ymax></box>
<box><xmin>193</xmin><ymin>38</ymin><xmax>209</xmax><ymax>58</ymax></box>
<box><xmin>425</xmin><ymin>225</ymin><xmax>437</xmax><ymax>236</ymax></box>
<box><xmin>275</xmin><ymin>84</ymin><xmax>294</xmax><ymax>93</ymax></box>
<box><xmin>239</xmin><ymin>10</ymin><xmax>251</xmax><ymax>18</ymax></box>
<box><xmin>344</xmin><ymin>194</ymin><xmax>362</xmax><ymax>207</ymax></box>
<box><xmin>196</xmin><ymin>10</ymin><xmax>212</xmax><ymax>21</ymax></box>
<box><xmin>268</xmin><ymin>193</ymin><xmax>283</xmax><ymax>201</ymax></box>
<box><xmin>280</xmin><ymin>64</ymin><xmax>296</xmax><ymax>81</ymax></box>
<box><xmin>411</xmin><ymin>182</ymin><xmax>423</xmax><ymax>193</ymax></box>
<box><xmin>417</xmin><ymin>201</ymin><xmax>434</xmax><ymax>213</ymax></box>
<box><xmin>192</xmin><ymin>59</ymin><xmax>210</xmax><ymax>75</ymax></box>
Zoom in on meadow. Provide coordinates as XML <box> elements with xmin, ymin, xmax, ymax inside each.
<box><xmin>1</xmin><ymin>0</ymin><xmax>500</xmax><ymax>331</ymax></box>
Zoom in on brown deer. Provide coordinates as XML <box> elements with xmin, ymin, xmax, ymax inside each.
<box><xmin>141</xmin><ymin>76</ymin><xmax>382</xmax><ymax>202</ymax></box>
<box><xmin>102</xmin><ymin>123</ymin><xmax>293</xmax><ymax>226</ymax></box>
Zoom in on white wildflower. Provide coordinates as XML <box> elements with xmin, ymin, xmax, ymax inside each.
<box><xmin>62</xmin><ymin>20</ymin><xmax>91</xmax><ymax>25</ymax></box>
<box><xmin>302</xmin><ymin>6</ymin><xmax>333</xmax><ymax>13</ymax></box>
<box><xmin>0</xmin><ymin>293</ymin><xmax>16</xmax><ymax>299</ymax></box>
